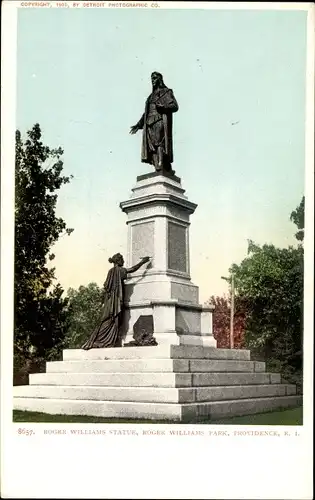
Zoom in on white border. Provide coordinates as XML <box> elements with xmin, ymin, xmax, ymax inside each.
<box><xmin>8</xmin><ymin>1</ymin><xmax>314</xmax><ymax>10</ymax></box>
<box><xmin>303</xmin><ymin>0</ymin><xmax>314</xmax><ymax>442</ymax></box>
<box><xmin>1</xmin><ymin>2</ymin><xmax>314</xmax><ymax>499</ymax></box>
<box><xmin>1</xmin><ymin>3</ymin><xmax>17</xmax><ymax>496</ymax></box>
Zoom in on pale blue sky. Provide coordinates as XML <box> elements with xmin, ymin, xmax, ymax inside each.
<box><xmin>16</xmin><ymin>7</ymin><xmax>307</xmax><ymax>301</ymax></box>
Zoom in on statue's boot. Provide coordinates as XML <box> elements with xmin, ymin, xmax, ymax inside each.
<box><xmin>157</xmin><ymin>147</ymin><xmax>164</xmax><ymax>171</ymax></box>
<box><xmin>161</xmin><ymin>153</ymin><xmax>176</xmax><ymax>176</ymax></box>
<box><xmin>152</xmin><ymin>153</ymin><xmax>162</xmax><ymax>172</ymax></box>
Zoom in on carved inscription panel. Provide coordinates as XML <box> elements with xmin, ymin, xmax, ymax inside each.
<box><xmin>168</xmin><ymin>222</ymin><xmax>187</xmax><ymax>272</ymax></box>
<box><xmin>131</xmin><ymin>221</ymin><xmax>154</xmax><ymax>266</ymax></box>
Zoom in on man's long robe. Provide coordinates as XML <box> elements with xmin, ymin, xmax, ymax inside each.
<box><xmin>136</xmin><ymin>86</ymin><xmax>179</xmax><ymax>166</ymax></box>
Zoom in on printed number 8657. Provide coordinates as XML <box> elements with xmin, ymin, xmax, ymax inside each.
<box><xmin>18</xmin><ymin>428</ymin><xmax>35</xmax><ymax>436</ymax></box>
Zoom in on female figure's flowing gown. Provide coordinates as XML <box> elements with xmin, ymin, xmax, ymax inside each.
<box><xmin>81</xmin><ymin>266</ymin><xmax>127</xmax><ymax>350</ymax></box>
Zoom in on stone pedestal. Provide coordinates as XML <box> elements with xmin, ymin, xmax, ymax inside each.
<box><xmin>119</xmin><ymin>172</ymin><xmax>216</xmax><ymax>347</ymax></box>
<box><xmin>14</xmin><ymin>346</ymin><xmax>302</xmax><ymax>421</ymax></box>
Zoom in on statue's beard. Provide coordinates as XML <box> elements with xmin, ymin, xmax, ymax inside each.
<box><xmin>152</xmin><ymin>81</ymin><xmax>161</xmax><ymax>90</ymax></box>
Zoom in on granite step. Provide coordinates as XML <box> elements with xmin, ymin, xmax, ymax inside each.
<box><xmin>62</xmin><ymin>345</ymin><xmax>251</xmax><ymax>361</ymax></box>
<box><xmin>14</xmin><ymin>385</ymin><xmax>190</xmax><ymax>403</ymax></box>
<box><xmin>194</xmin><ymin>383</ymin><xmax>296</xmax><ymax>401</ymax></box>
<box><xmin>13</xmin><ymin>383</ymin><xmax>296</xmax><ymax>404</ymax></box>
<box><xmin>13</xmin><ymin>395</ymin><xmax>302</xmax><ymax>421</ymax></box>
<box><xmin>191</xmin><ymin>372</ymin><xmax>281</xmax><ymax>386</ymax></box>
<box><xmin>191</xmin><ymin>395</ymin><xmax>303</xmax><ymax>421</ymax></box>
<box><xmin>29</xmin><ymin>371</ymin><xmax>280</xmax><ymax>388</ymax></box>
<box><xmin>46</xmin><ymin>359</ymin><xmax>265</xmax><ymax>374</ymax></box>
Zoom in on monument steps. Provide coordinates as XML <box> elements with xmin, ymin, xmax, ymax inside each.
<box><xmin>46</xmin><ymin>359</ymin><xmax>265</xmax><ymax>373</ymax></box>
<box><xmin>13</xmin><ymin>395</ymin><xmax>302</xmax><ymax>421</ymax></box>
<box><xmin>14</xmin><ymin>383</ymin><xmax>296</xmax><ymax>403</ymax></box>
<box><xmin>62</xmin><ymin>346</ymin><xmax>251</xmax><ymax>361</ymax></box>
<box><xmin>26</xmin><ymin>371</ymin><xmax>284</xmax><ymax>388</ymax></box>
<box><xmin>13</xmin><ymin>346</ymin><xmax>302</xmax><ymax>420</ymax></box>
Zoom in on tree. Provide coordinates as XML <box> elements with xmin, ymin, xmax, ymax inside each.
<box><xmin>208</xmin><ymin>295</ymin><xmax>246</xmax><ymax>349</ymax></box>
<box><xmin>14</xmin><ymin>124</ymin><xmax>73</xmax><ymax>382</ymax></box>
<box><xmin>230</xmin><ymin>240</ymin><xmax>303</xmax><ymax>387</ymax></box>
<box><xmin>64</xmin><ymin>283</ymin><xmax>103</xmax><ymax>348</ymax></box>
<box><xmin>226</xmin><ymin>197</ymin><xmax>304</xmax><ymax>389</ymax></box>
<box><xmin>290</xmin><ymin>196</ymin><xmax>305</xmax><ymax>242</ymax></box>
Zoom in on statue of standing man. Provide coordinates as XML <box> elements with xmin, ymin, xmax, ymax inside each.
<box><xmin>130</xmin><ymin>72</ymin><xmax>179</xmax><ymax>176</ymax></box>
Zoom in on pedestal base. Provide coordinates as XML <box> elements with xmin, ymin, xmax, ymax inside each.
<box><xmin>121</xmin><ymin>299</ymin><xmax>216</xmax><ymax>347</ymax></box>
<box><xmin>13</xmin><ymin>346</ymin><xmax>302</xmax><ymax>422</ymax></box>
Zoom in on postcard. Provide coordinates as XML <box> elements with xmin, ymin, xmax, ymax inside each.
<box><xmin>1</xmin><ymin>1</ymin><xmax>314</xmax><ymax>498</ymax></box>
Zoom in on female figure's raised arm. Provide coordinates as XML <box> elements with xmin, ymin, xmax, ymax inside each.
<box><xmin>126</xmin><ymin>256</ymin><xmax>150</xmax><ymax>274</ymax></box>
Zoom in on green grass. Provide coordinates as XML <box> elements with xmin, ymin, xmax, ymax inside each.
<box><xmin>210</xmin><ymin>406</ymin><xmax>302</xmax><ymax>425</ymax></box>
<box><xmin>13</xmin><ymin>406</ymin><xmax>302</xmax><ymax>425</ymax></box>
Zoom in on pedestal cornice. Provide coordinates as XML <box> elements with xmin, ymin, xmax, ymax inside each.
<box><xmin>120</xmin><ymin>193</ymin><xmax>197</xmax><ymax>215</ymax></box>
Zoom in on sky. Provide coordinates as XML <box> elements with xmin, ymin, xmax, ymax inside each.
<box><xmin>16</xmin><ymin>6</ymin><xmax>307</xmax><ymax>303</ymax></box>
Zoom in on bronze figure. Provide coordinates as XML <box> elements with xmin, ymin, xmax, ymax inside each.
<box><xmin>130</xmin><ymin>72</ymin><xmax>179</xmax><ymax>175</ymax></box>
<box><xmin>81</xmin><ymin>253</ymin><xmax>150</xmax><ymax>350</ymax></box>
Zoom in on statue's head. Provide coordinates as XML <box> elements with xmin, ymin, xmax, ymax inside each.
<box><xmin>108</xmin><ymin>253</ymin><xmax>124</xmax><ymax>267</ymax></box>
<box><xmin>151</xmin><ymin>71</ymin><xmax>165</xmax><ymax>89</ymax></box>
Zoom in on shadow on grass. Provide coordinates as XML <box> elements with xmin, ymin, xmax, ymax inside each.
<box><xmin>13</xmin><ymin>406</ymin><xmax>303</xmax><ymax>425</ymax></box>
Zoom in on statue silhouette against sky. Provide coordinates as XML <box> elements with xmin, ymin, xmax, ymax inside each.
<box><xmin>130</xmin><ymin>72</ymin><xmax>179</xmax><ymax>176</ymax></box>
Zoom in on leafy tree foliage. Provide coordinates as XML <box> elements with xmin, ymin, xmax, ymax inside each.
<box><xmin>14</xmin><ymin>124</ymin><xmax>73</xmax><ymax>382</ymax></box>
<box><xmin>64</xmin><ymin>283</ymin><xmax>103</xmax><ymax>348</ymax></box>
<box><xmin>290</xmin><ymin>196</ymin><xmax>304</xmax><ymax>242</ymax></box>
<box><xmin>229</xmin><ymin>197</ymin><xmax>304</xmax><ymax>388</ymax></box>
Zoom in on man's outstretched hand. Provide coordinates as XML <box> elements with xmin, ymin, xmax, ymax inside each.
<box><xmin>130</xmin><ymin>125</ymin><xmax>139</xmax><ymax>135</ymax></box>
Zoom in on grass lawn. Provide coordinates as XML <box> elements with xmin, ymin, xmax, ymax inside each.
<box><xmin>13</xmin><ymin>405</ymin><xmax>302</xmax><ymax>425</ymax></box>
